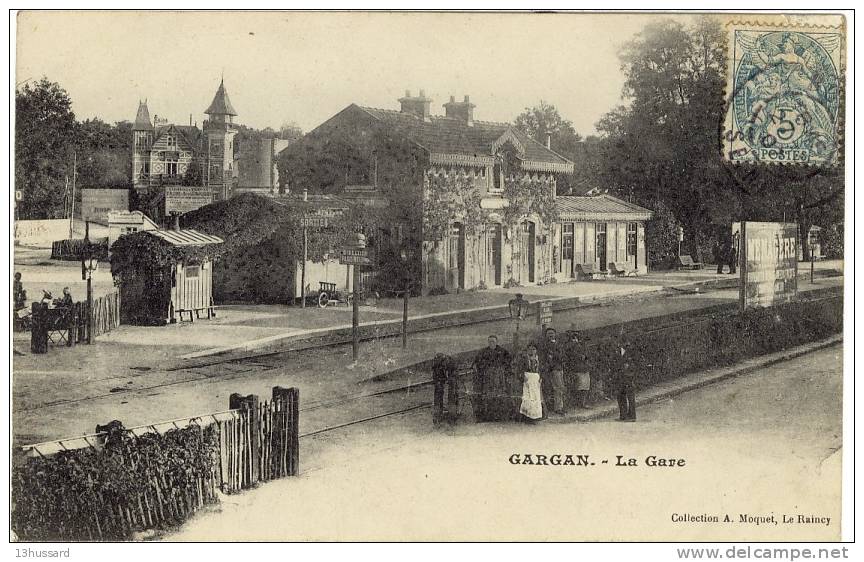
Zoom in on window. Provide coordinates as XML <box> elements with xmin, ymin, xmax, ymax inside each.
<box><xmin>627</xmin><ymin>223</ymin><xmax>638</xmax><ymax>256</ymax></box>
<box><xmin>166</xmin><ymin>134</ymin><xmax>177</xmax><ymax>149</ymax></box>
<box><xmin>596</xmin><ymin>223</ymin><xmax>606</xmax><ymax>234</ymax></box>
<box><xmin>562</xmin><ymin>223</ymin><xmax>574</xmax><ymax>260</ymax></box>
<box><xmin>185</xmin><ymin>265</ymin><xmax>200</xmax><ymax>278</ymax></box>
<box><xmin>166</xmin><ymin>159</ymin><xmax>178</xmax><ymax>177</ymax></box>
<box><xmin>140</xmin><ymin>161</ymin><xmax>150</xmax><ymax>177</ymax></box>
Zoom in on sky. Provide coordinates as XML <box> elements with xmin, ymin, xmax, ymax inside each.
<box><xmin>15</xmin><ymin>11</ymin><xmax>696</xmax><ymax>135</ymax></box>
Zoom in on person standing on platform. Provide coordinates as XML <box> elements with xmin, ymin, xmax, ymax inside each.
<box><xmin>431</xmin><ymin>352</ymin><xmax>460</xmax><ymax>426</ymax></box>
<box><xmin>538</xmin><ymin>327</ymin><xmax>566</xmax><ymax>416</ymax></box>
<box><xmin>472</xmin><ymin>335</ymin><xmax>511</xmax><ymax>422</ymax></box>
<box><xmin>517</xmin><ymin>343</ymin><xmax>543</xmax><ymax>423</ymax></box>
<box><xmin>613</xmin><ymin>334</ymin><xmax>637</xmax><ymax>422</ymax></box>
<box><xmin>566</xmin><ymin>330</ymin><xmax>592</xmax><ymax>409</ymax></box>
<box><xmin>728</xmin><ymin>240</ymin><xmax>738</xmax><ymax>275</ymax></box>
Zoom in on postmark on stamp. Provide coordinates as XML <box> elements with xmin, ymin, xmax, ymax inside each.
<box><xmin>722</xmin><ymin>21</ymin><xmax>845</xmax><ymax>165</ymax></box>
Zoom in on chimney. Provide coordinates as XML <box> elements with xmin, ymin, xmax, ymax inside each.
<box><xmin>546</xmin><ymin>131</ymin><xmax>552</xmax><ymax>150</ymax></box>
<box><xmin>443</xmin><ymin>94</ymin><xmax>475</xmax><ymax>126</ymax></box>
<box><xmin>398</xmin><ymin>89</ymin><xmax>432</xmax><ymax>122</ymax></box>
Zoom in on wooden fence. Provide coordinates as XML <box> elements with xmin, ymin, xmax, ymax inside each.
<box><xmin>13</xmin><ymin>387</ymin><xmax>300</xmax><ymax>541</ymax></box>
<box><xmin>56</xmin><ymin>291</ymin><xmax>121</xmax><ymax>345</ymax></box>
<box><xmin>89</xmin><ymin>290</ymin><xmax>121</xmax><ymax>338</ymax></box>
<box><xmin>220</xmin><ymin>388</ymin><xmax>300</xmax><ymax>493</ymax></box>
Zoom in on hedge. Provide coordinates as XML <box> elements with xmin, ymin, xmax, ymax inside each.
<box><xmin>573</xmin><ymin>294</ymin><xmax>842</xmax><ymax>390</ymax></box>
<box><xmin>12</xmin><ymin>423</ymin><xmax>220</xmax><ymax>541</ymax></box>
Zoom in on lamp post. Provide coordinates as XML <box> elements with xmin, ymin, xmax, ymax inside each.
<box><xmin>81</xmin><ymin>221</ymin><xmax>97</xmax><ymax>344</ymax></box>
<box><xmin>508</xmin><ymin>293</ymin><xmax>529</xmax><ymax>349</ymax></box>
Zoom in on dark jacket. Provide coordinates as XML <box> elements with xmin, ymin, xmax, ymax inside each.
<box><xmin>564</xmin><ymin>339</ymin><xmax>589</xmax><ymax>374</ymax></box>
<box><xmin>431</xmin><ymin>354</ymin><xmax>458</xmax><ymax>383</ymax></box>
<box><xmin>536</xmin><ymin>338</ymin><xmax>565</xmax><ymax>373</ymax></box>
<box><xmin>473</xmin><ymin>346</ymin><xmax>512</xmax><ymax>376</ymax></box>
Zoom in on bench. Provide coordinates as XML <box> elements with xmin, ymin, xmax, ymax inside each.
<box><xmin>608</xmin><ymin>262</ymin><xmax>631</xmax><ymax>277</ymax></box>
<box><xmin>677</xmin><ymin>255</ymin><xmax>703</xmax><ymax>270</ymax></box>
<box><xmin>575</xmin><ymin>263</ymin><xmax>602</xmax><ymax>280</ymax></box>
<box><xmin>177</xmin><ymin>299</ymin><xmax>217</xmax><ymax>322</ymax></box>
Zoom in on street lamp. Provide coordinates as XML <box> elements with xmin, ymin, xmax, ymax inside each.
<box><xmin>80</xmin><ymin>221</ymin><xmax>98</xmax><ymax>344</ymax></box>
<box><xmin>346</xmin><ymin>231</ymin><xmax>367</xmax><ymax>362</ymax></box>
<box><xmin>508</xmin><ymin>293</ymin><xmax>529</xmax><ymax>349</ymax></box>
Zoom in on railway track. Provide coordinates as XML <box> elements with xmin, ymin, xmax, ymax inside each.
<box><xmin>14</xmin><ymin>289</ymin><xmax>842</xmax><ymax>445</ymax></box>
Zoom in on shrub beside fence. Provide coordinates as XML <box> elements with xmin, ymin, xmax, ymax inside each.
<box><xmin>12</xmin><ymin>387</ymin><xmax>300</xmax><ymax>541</ymax></box>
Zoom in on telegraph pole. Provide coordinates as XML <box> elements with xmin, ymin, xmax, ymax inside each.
<box><xmin>69</xmin><ymin>151</ymin><xmax>77</xmax><ymax>239</ymax></box>
<box><xmin>301</xmin><ymin>188</ymin><xmax>308</xmax><ymax>308</ymax></box>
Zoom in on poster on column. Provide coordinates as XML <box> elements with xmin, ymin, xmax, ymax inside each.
<box><xmin>737</xmin><ymin>222</ymin><xmax>799</xmax><ymax>308</ymax></box>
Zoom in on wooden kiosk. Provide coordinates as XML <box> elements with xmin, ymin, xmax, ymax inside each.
<box><xmin>113</xmin><ymin>228</ymin><xmax>223</xmax><ymax>325</ymax></box>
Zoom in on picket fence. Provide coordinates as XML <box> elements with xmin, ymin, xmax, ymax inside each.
<box><xmin>63</xmin><ymin>291</ymin><xmax>121</xmax><ymax>344</ymax></box>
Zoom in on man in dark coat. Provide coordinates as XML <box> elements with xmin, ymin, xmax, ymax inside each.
<box><xmin>431</xmin><ymin>352</ymin><xmax>460</xmax><ymax>425</ymax></box>
<box><xmin>472</xmin><ymin>335</ymin><xmax>512</xmax><ymax>422</ymax></box>
<box><xmin>565</xmin><ymin>330</ymin><xmax>591</xmax><ymax>409</ymax></box>
<box><xmin>728</xmin><ymin>240</ymin><xmax>738</xmax><ymax>274</ymax></box>
<box><xmin>537</xmin><ymin>327</ymin><xmax>566</xmax><ymax>415</ymax></box>
<box><xmin>612</xmin><ymin>334</ymin><xmax>637</xmax><ymax>422</ymax></box>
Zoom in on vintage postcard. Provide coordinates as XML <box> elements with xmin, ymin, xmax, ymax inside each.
<box><xmin>9</xmin><ymin>10</ymin><xmax>850</xmax><ymax>545</ymax></box>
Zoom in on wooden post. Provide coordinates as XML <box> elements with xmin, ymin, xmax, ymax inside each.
<box><xmin>301</xmin><ymin>225</ymin><xmax>307</xmax><ymax>308</ymax></box>
<box><xmin>739</xmin><ymin>222</ymin><xmax>746</xmax><ymax>312</ymax></box>
<box><xmin>30</xmin><ymin>302</ymin><xmax>48</xmax><ymax>354</ymax></box>
<box><xmin>272</xmin><ymin>386</ymin><xmax>300</xmax><ymax>477</ymax></box>
<box><xmin>86</xmin><ymin>273</ymin><xmax>93</xmax><ymax>344</ymax></box>
<box><xmin>352</xmin><ymin>265</ymin><xmax>360</xmax><ymax>362</ymax></box>
<box><xmin>402</xmin><ymin>284</ymin><xmax>409</xmax><ymax>349</ymax></box>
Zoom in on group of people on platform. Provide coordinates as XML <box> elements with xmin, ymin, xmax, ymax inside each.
<box><xmin>430</xmin><ymin>326</ymin><xmax>637</xmax><ymax>427</ymax></box>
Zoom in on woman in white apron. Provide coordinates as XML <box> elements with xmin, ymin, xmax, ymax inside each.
<box><xmin>519</xmin><ymin>343</ymin><xmax>543</xmax><ymax>422</ymax></box>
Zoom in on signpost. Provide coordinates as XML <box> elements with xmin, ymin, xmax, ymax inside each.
<box><xmin>165</xmin><ymin>186</ymin><xmax>213</xmax><ymax>215</ymax></box>
<box><xmin>340</xmin><ymin>234</ymin><xmax>367</xmax><ymax>362</ymax></box>
<box><xmin>298</xmin><ymin>206</ymin><xmax>345</xmax><ymax>307</ymax></box>
<box><xmin>537</xmin><ymin>301</ymin><xmax>553</xmax><ymax>330</ymax></box>
<box><xmin>738</xmin><ymin>222</ymin><xmax>798</xmax><ymax>310</ymax></box>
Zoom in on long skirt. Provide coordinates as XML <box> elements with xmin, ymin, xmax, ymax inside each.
<box><xmin>484</xmin><ymin>370</ymin><xmax>511</xmax><ymax>421</ymax></box>
<box><xmin>520</xmin><ymin>372</ymin><xmax>543</xmax><ymax>420</ymax></box>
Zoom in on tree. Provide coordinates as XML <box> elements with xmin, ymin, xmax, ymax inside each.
<box><xmin>75</xmin><ymin>118</ymin><xmax>133</xmax><ymax>189</ymax></box>
<box><xmin>514</xmin><ymin>101</ymin><xmax>592</xmax><ymax>194</ymax></box>
<box><xmin>15</xmin><ymin>78</ymin><xmax>76</xmax><ymax>219</ymax></box>
<box><xmin>514</xmin><ymin>101</ymin><xmax>582</xmax><ymax>158</ymax></box>
<box><xmin>594</xmin><ymin>16</ymin><xmax>843</xmax><ymax>262</ymax></box>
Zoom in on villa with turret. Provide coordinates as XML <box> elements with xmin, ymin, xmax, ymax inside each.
<box><xmin>132</xmin><ymin>79</ymin><xmax>238</xmax><ymax>201</ymax></box>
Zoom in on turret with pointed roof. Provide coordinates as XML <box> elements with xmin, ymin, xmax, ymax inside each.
<box><xmin>203</xmin><ymin>78</ymin><xmax>239</xmax><ymax>200</ymax></box>
<box><xmin>133</xmin><ymin>100</ymin><xmax>153</xmax><ymax>131</ymax></box>
<box><xmin>204</xmin><ymin>79</ymin><xmax>238</xmax><ymax>118</ymax></box>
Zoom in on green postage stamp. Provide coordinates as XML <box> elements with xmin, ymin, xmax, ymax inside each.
<box><xmin>722</xmin><ymin>17</ymin><xmax>845</xmax><ymax>165</ymax></box>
